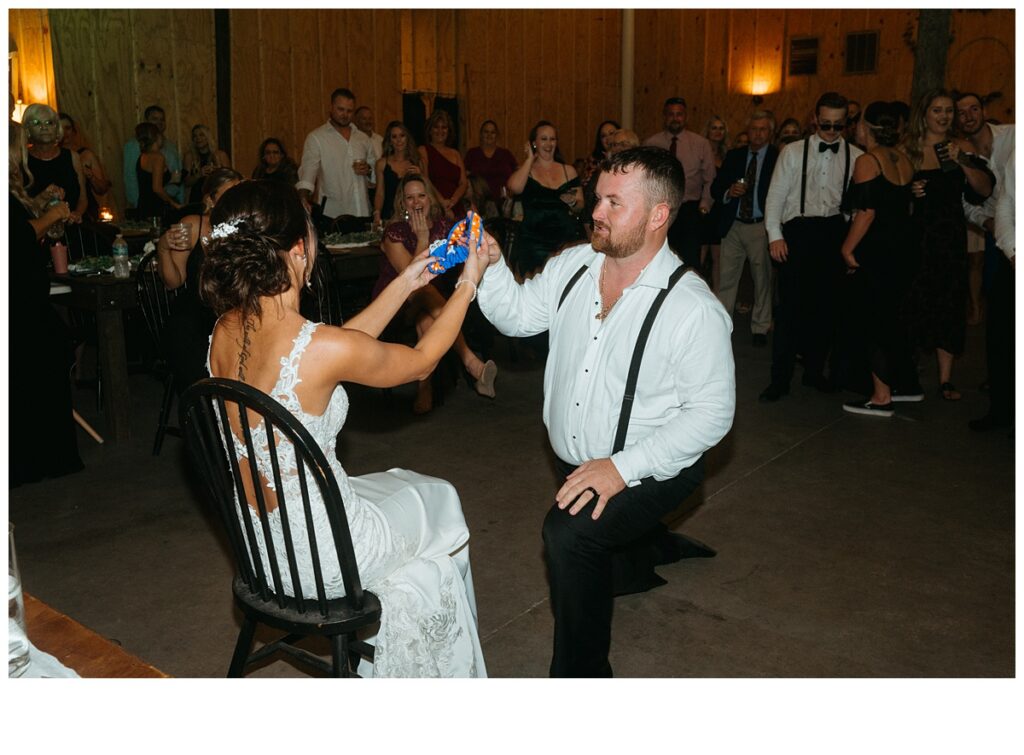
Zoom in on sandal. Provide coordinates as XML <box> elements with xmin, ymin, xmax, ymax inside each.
<box><xmin>939</xmin><ymin>382</ymin><xmax>962</xmax><ymax>401</ymax></box>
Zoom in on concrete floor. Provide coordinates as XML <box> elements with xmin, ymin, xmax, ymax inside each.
<box><xmin>6</xmin><ymin>314</ymin><xmax>1015</xmax><ymax>678</ymax></box>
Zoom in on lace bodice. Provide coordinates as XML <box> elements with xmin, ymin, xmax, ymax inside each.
<box><xmin>207</xmin><ymin>321</ymin><xmax>396</xmax><ymax>599</ymax></box>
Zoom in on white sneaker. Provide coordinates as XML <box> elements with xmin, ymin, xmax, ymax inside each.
<box><xmin>843</xmin><ymin>400</ymin><xmax>895</xmax><ymax>417</ymax></box>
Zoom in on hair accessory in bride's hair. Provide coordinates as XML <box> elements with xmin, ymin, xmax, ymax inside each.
<box><xmin>208</xmin><ymin>219</ymin><xmax>242</xmax><ymax>241</ymax></box>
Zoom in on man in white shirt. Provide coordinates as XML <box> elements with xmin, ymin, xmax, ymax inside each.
<box><xmin>354</xmin><ymin>105</ymin><xmax>384</xmax><ymax>207</ymax></box>
<box><xmin>761</xmin><ymin>91</ymin><xmax>863</xmax><ymax>401</ymax></box>
<box><xmin>477</xmin><ymin>147</ymin><xmax>736</xmax><ymax>677</ymax></box>
<box><xmin>123</xmin><ymin>104</ymin><xmax>184</xmax><ymax>210</ymax></box>
<box><xmin>296</xmin><ymin>88</ymin><xmax>372</xmax><ymax>220</ymax></box>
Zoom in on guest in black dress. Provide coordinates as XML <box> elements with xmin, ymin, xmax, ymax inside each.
<box><xmin>900</xmin><ymin>89</ymin><xmax>992</xmax><ymax>401</ymax></box>
<box><xmin>58</xmin><ymin>112</ymin><xmax>113</xmax><ymax>222</ymax></box>
<box><xmin>506</xmin><ymin>121</ymin><xmax>584</xmax><ymax>277</ymax></box>
<box><xmin>373</xmin><ymin>121</ymin><xmax>422</xmax><ymax>226</ymax></box>
<box><xmin>23</xmin><ymin>103</ymin><xmax>88</xmax><ymax>222</ymax></box>
<box><xmin>135</xmin><ymin>121</ymin><xmax>182</xmax><ymax>224</ymax></box>
<box><xmin>839</xmin><ymin>102</ymin><xmax>918</xmax><ymax>417</ymax></box>
<box><xmin>9</xmin><ymin>122</ymin><xmax>83</xmax><ymax>487</ymax></box>
<box><xmin>701</xmin><ymin>115</ymin><xmax>729</xmax><ymax>290</ymax></box>
<box><xmin>251</xmin><ymin>137</ymin><xmax>299</xmax><ymax>186</ymax></box>
<box><xmin>157</xmin><ymin>168</ymin><xmax>243</xmax><ymax>393</ymax></box>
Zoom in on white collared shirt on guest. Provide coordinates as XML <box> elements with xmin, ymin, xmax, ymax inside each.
<box><xmin>296</xmin><ymin>121</ymin><xmax>371</xmax><ymax>218</ymax></box>
<box><xmin>366</xmin><ymin>131</ymin><xmax>384</xmax><ymax>187</ymax></box>
<box><xmin>963</xmin><ymin>123</ymin><xmax>1015</xmax><ymax>229</ymax></box>
<box><xmin>477</xmin><ymin>242</ymin><xmax>735</xmax><ymax>486</ymax></box>
<box><xmin>764</xmin><ymin>133</ymin><xmax>863</xmax><ymax>243</ymax></box>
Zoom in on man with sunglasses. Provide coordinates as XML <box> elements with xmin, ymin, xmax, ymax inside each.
<box><xmin>761</xmin><ymin>91</ymin><xmax>863</xmax><ymax>402</ymax></box>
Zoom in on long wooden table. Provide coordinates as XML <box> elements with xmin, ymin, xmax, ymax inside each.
<box><xmin>50</xmin><ymin>272</ymin><xmax>138</xmax><ymax>444</ymax></box>
<box><xmin>24</xmin><ymin>594</ymin><xmax>168</xmax><ymax>678</ymax></box>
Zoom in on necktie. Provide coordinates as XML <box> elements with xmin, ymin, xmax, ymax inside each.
<box><xmin>819</xmin><ymin>141</ymin><xmax>839</xmax><ymax>154</ymax></box>
<box><xmin>738</xmin><ymin>151</ymin><xmax>758</xmax><ymax>220</ymax></box>
<box><xmin>669</xmin><ymin>135</ymin><xmax>678</xmax><ymax>161</ymax></box>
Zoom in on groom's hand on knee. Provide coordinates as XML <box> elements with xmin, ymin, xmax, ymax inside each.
<box><xmin>555</xmin><ymin>458</ymin><xmax>626</xmax><ymax>520</ymax></box>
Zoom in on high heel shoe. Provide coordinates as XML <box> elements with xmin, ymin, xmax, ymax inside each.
<box><xmin>473</xmin><ymin>360</ymin><xmax>497</xmax><ymax>399</ymax></box>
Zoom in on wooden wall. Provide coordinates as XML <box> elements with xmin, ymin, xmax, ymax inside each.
<box><xmin>48</xmin><ymin>9</ymin><xmax>217</xmax><ymax>215</ymax></box>
<box><xmin>35</xmin><ymin>8</ymin><xmax>1015</xmax><ymax>215</ymax></box>
<box><xmin>229</xmin><ymin>9</ymin><xmax>404</xmax><ymax>182</ymax></box>
<box><xmin>634</xmin><ymin>8</ymin><xmax>1016</xmax><ymax>144</ymax></box>
<box><xmin>8</xmin><ymin>8</ymin><xmax>57</xmax><ymax>110</ymax></box>
<box><xmin>455</xmin><ymin>9</ymin><xmax>622</xmax><ymax>167</ymax></box>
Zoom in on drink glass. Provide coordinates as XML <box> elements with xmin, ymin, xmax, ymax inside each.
<box><xmin>169</xmin><ymin>223</ymin><xmax>191</xmax><ymax>251</ymax></box>
<box><xmin>149</xmin><ymin>216</ymin><xmax>162</xmax><ymax>238</ymax></box>
<box><xmin>9</xmin><ymin>524</ymin><xmax>29</xmax><ymax>677</ymax></box>
<box><xmin>50</xmin><ymin>242</ymin><xmax>69</xmax><ymax>274</ymax></box>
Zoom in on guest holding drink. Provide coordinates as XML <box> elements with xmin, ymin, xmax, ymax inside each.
<box><xmin>506</xmin><ymin>120</ymin><xmax>584</xmax><ymax>277</ymax></box>
<box><xmin>157</xmin><ymin>168</ymin><xmax>243</xmax><ymax>393</ymax></box>
<box><xmin>900</xmin><ymin>89</ymin><xmax>992</xmax><ymax>401</ymax></box>
<box><xmin>419</xmin><ymin>109</ymin><xmax>468</xmax><ymax>218</ymax></box>
<box><xmin>464</xmin><ymin>120</ymin><xmax>517</xmax><ymax>212</ymax></box>
<box><xmin>8</xmin><ymin>121</ymin><xmax>83</xmax><ymax>486</ymax></box>
<box><xmin>23</xmin><ymin>103</ymin><xmax>88</xmax><ymax>222</ymax></box>
<box><xmin>373</xmin><ymin>121</ymin><xmax>422</xmax><ymax>226</ymax></box>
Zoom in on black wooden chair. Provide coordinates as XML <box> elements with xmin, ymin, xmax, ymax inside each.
<box><xmin>135</xmin><ymin>249</ymin><xmax>183</xmax><ymax>454</ymax></box>
<box><xmin>179</xmin><ymin>378</ymin><xmax>380</xmax><ymax>677</ymax></box>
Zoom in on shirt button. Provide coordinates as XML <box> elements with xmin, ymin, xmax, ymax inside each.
<box><xmin>584</xmin><ymin>369</ymin><xmax>589</xmax><ymax>373</ymax></box>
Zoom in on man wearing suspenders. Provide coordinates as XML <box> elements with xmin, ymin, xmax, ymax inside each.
<box><xmin>761</xmin><ymin>91</ymin><xmax>863</xmax><ymax>402</ymax></box>
<box><xmin>477</xmin><ymin>147</ymin><xmax>736</xmax><ymax>676</ymax></box>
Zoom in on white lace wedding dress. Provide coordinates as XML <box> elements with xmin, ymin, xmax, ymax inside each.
<box><xmin>208</xmin><ymin>320</ymin><xmax>486</xmax><ymax>677</ymax></box>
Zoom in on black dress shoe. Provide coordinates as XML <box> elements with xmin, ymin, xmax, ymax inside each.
<box><xmin>752</xmin><ymin>333</ymin><xmax>768</xmax><ymax>347</ymax></box>
<box><xmin>759</xmin><ymin>383</ymin><xmax>789</xmax><ymax>402</ymax></box>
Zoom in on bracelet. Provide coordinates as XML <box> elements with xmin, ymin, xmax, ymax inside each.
<box><xmin>454</xmin><ymin>278</ymin><xmax>477</xmax><ymax>302</ymax></box>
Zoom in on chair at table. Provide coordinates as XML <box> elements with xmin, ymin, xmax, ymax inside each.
<box><xmin>135</xmin><ymin>249</ymin><xmax>183</xmax><ymax>454</ymax></box>
<box><xmin>179</xmin><ymin>378</ymin><xmax>380</xmax><ymax>677</ymax></box>
<box><xmin>299</xmin><ymin>241</ymin><xmax>345</xmax><ymax>326</ymax></box>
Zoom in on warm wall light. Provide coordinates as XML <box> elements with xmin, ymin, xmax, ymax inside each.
<box><xmin>12</xmin><ymin>99</ymin><xmax>27</xmax><ymax>122</ymax></box>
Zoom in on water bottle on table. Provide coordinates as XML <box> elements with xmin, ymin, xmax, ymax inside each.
<box><xmin>9</xmin><ymin>523</ymin><xmax>29</xmax><ymax>678</ymax></box>
<box><xmin>112</xmin><ymin>233</ymin><xmax>131</xmax><ymax>279</ymax></box>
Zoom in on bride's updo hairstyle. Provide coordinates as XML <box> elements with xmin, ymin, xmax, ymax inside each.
<box><xmin>200</xmin><ymin>180</ymin><xmax>315</xmax><ymax>320</ymax></box>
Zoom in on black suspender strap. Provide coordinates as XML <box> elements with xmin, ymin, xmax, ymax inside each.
<box><xmin>612</xmin><ymin>264</ymin><xmax>690</xmax><ymax>455</ymax></box>
<box><xmin>843</xmin><ymin>140</ymin><xmax>851</xmax><ymax>192</ymax></box>
<box><xmin>557</xmin><ymin>264</ymin><xmax>589</xmax><ymax>311</ymax></box>
<box><xmin>799</xmin><ymin>137</ymin><xmax>810</xmax><ymax>216</ymax></box>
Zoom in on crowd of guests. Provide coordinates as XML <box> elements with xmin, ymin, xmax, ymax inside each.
<box><xmin>10</xmin><ymin>78</ymin><xmax>1014</xmax><ymax>680</ymax></box>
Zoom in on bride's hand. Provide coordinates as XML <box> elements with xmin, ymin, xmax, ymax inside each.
<box><xmin>401</xmin><ymin>249</ymin><xmax>438</xmax><ymax>292</ymax></box>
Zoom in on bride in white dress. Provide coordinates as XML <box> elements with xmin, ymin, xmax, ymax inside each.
<box><xmin>202</xmin><ymin>180</ymin><xmax>489</xmax><ymax>677</ymax></box>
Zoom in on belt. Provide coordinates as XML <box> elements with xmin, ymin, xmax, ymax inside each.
<box><xmin>735</xmin><ymin>217</ymin><xmax>764</xmax><ymax>224</ymax></box>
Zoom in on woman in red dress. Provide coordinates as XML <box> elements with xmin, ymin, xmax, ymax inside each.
<box><xmin>419</xmin><ymin>110</ymin><xmax>468</xmax><ymax>219</ymax></box>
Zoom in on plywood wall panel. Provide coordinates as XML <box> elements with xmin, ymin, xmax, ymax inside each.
<box><xmin>503</xmin><ymin>11</ymin><xmax>527</xmax><ymax>151</ymax></box>
<box><xmin>948</xmin><ymin>9</ymin><xmax>1016</xmax><ymax>120</ymax></box>
<box><xmin>173</xmin><ymin>10</ymin><xmax>218</xmax><ymax>159</ymax></box>
<box><xmin>230</xmin><ymin>10</ymin><xmax>263</xmax><ymax>187</ymax></box>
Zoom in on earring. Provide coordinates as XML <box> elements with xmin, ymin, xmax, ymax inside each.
<box><xmin>404</xmin><ymin>210</ymin><xmax>409</xmax><ymax>221</ymax></box>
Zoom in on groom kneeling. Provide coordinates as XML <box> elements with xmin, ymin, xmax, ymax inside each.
<box><xmin>477</xmin><ymin>147</ymin><xmax>736</xmax><ymax>677</ymax></box>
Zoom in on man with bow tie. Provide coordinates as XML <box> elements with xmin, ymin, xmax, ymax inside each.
<box><xmin>760</xmin><ymin>91</ymin><xmax>863</xmax><ymax>402</ymax></box>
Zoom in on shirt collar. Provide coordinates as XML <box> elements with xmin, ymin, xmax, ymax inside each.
<box><xmin>810</xmin><ymin>132</ymin><xmax>845</xmax><ymax>150</ymax></box>
<box><xmin>583</xmin><ymin>240</ymin><xmax>680</xmax><ymax>290</ymax></box>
